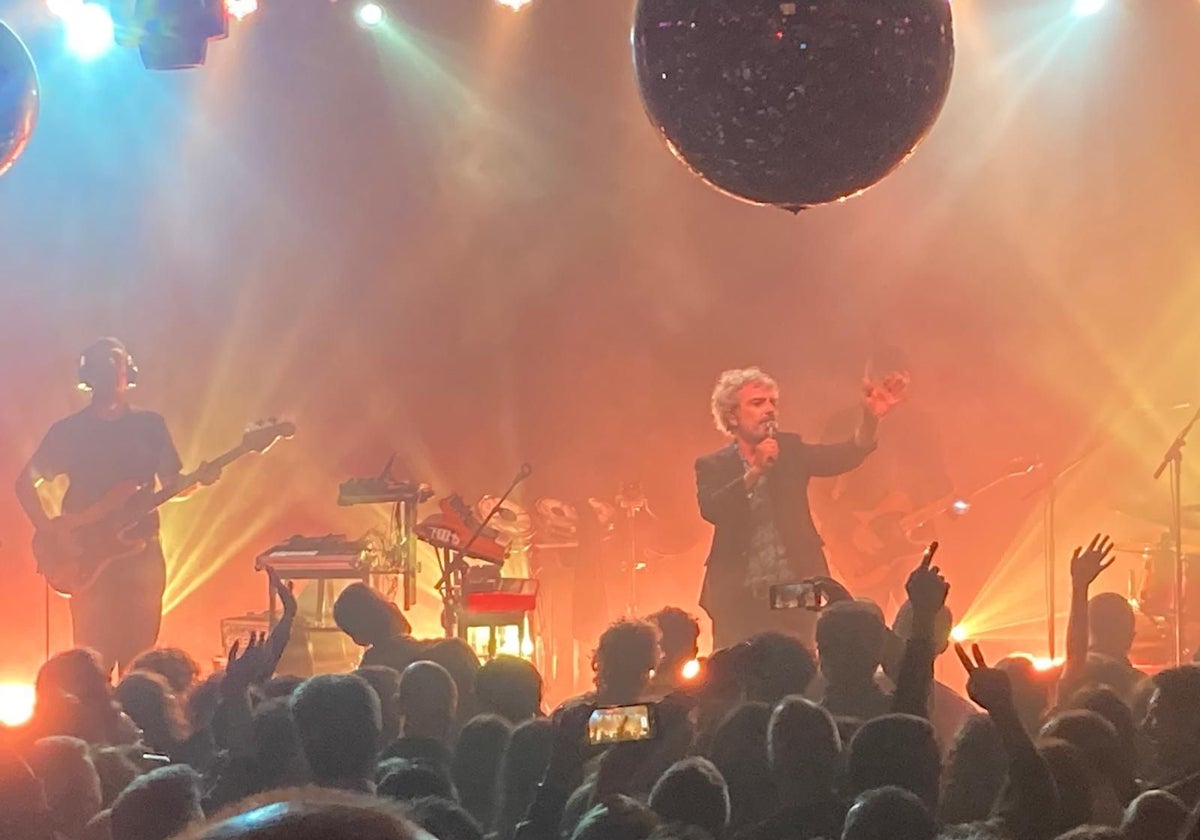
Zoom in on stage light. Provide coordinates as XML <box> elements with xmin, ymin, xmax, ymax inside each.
<box><xmin>1031</xmin><ymin>656</ymin><xmax>1064</xmax><ymax>672</ymax></box>
<box><xmin>0</xmin><ymin>683</ymin><xmax>35</xmax><ymax>728</ymax></box>
<box><xmin>63</xmin><ymin>3</ymin><xmax>115</xmax><ymax>60</ymax></box>
<box><xmin>495</xmin><ymin>0</ymin><xmax>534</xmax><ymax>9</ymax></box>
<box><xmin>134</xmin><ymin>0</ymin><xmax>229</xmax><ymax>70</ymax></box>
<box><xmin>225</xmin><ymin>0</ymin><xmax>257</xmax><ymax>21</ymax></box>
<box><xmin>681</xmin><ymin>658</ymin><xmax>701</xmax><ymax>680</ymax></box>
<box><xmin>950</xmin><ymin>624</ymin><xmax>968</xmax><ymax>643</ymax></box>
<box><xmin>46</xmin><ymin>0</ymin><xmax>83</xmax><ymax>18</ymax></box>
<box><xmin>356</xmin><ymin>2</ymin><xmax>384</xmax><ymax>27</ymax></box>
<box><xmin>1072</xmin><ymin>0</ymin><xmax>1106</xmax><ymax>17</ymax></box>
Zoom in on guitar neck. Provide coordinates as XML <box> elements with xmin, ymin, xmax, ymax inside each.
<box><xmin>141</xmin><ymin>443</ymin><xmax>250</xmax><ymax>513</ymax></box>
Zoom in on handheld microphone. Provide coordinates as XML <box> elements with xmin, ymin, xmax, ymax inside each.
<box><xmin>765</xmin><ymin>420</ymin><xmax>778</xmax><ymax>438</ymax></box>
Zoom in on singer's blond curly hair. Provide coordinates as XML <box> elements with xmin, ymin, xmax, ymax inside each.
<box><xmin>711</xmin><ymin>367</ymin><xmax>778</xmax><ymax>437</ymax></box>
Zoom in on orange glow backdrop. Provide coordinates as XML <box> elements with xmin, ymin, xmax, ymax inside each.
<box><xmin>1</xmin><ymin>0</ymin><xmax>1199</xmax><ymax>692</ymax></box>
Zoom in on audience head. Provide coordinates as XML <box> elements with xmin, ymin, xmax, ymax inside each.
<box><xmin>1064</xmin><ymin>685</ymin><xmax>1137</xmax><ymax>771</ymax></box>
<box><xmin>593</xmin><ymin>620</ymin><xmax>660</xmax><ymax>703</ymax></box>
<box><xmin>995</xmin><ymin>656</ymin><xmax>1052</xmax><ymax>734</ymax></box>
<box><xmin>290</xmin><ymin>674</ymin><xmax>382</xmax><ymax>789</ymax></box>
<box><xmin>174</xmin><ymin>789</ymin><xmax>425</xmax><ymax>840</ymax></box>
<box><xmin>495</xmin><ymin>718</ymin><xmax>554</xmax><ymax>840</ymax></box>
<box><xmin>0</xmin><ymin>748</ymin><xmax>54</xmax><ymax>840</ymax></box>
<box><xmin>1121</xmin><ymin>789</ymin><xmax>1188</xmax><ymax>840</ymax></box>
<box><xmin>424</xmin><ymin>639</ymin><xmax>482</xmax><ymax>727</ymax></box>
<box><xmin>891</xmin><ymin>601</ymin><xmax>954</xmax><ymax>656</ymax></box>
<box><xmin>90</xmin><ymin>745</ymin><xmax>141</xmax><ymax>808</ymax></box>
<box><xmin>451</xmin><ymin>713</ymin><xmax>512</xmax><ymax>830</ymax></box>
<box><xmin>841</xmin><ymin>786</ymin><xmax>936</xmax><ymax>840</ymax></box>
<box><xmin>1088</xmin><ymin>593</ymin><xmax>1136</xmax><ymax>659</ymax></box>
<box><xmin>397</xmin><ymin>661</ymin><xmax>458</xmax><ymax>743</ymax></box>
<box><xmin>115</xmin><ymin>670</ymin><xmax>190</xmax><ymax>753</ymax></box>
<box><xmin>474</xmin><ymin>657</ymin><xmax>543</xmax><ymax>723</ymax></box>
<box><xmin>110</xmin><ymin>764</ymin><xmax>204</xmax><ymax>840</ymax></box>
<box><xmin>938</xmin><ymin>714</ymin><xmax>1006</xmax><ymax>826</ymax></box>
<box><xmin>708</xmin><ymin>702</ymin><xmax>777</xmax><ymax>831</ymax></box>
<box><xmin>1050</xmin><ymin>828</ymin><xmax>1122</xmax><ymax>840</ymax></box>
<box><xmin>187</xmin><ymin>672</ymin><xmax>225</xmax><ymax>732</ymax></box>
<box><xmin>741</xmin><ymin>634</ymin><xmax>816</xmax><ymax>704</ymax></box>
<box><xmin>1144</xmin><ymin>665</ymin><xmax>1200</xmax><ymax>775</ymax></box>
<box><xmin>847</xmin><ymin>714</ymin><xmax>940</xmax><ymax>811</ymax></box>
<box><xmin>334</xmin><ymin>583</ymin><xmax>412</xmax><ymax>647</ymax></box>
<box><xmin>1035</xmin><ymin>737</ymin><xmax>1093</xmax><ymax>832</ymax></box>
<box><xmin>128</xmin><ymin>647</ymin><xmax>201</xmax><ymax>695</ymax></box>
<box><xmin>252</xmin><ymin>696</ymin><xmax>310</xmax><ymax>791</ymax></box>
<box><xmin>571</xmin><ymin>795</ymin><xmax>660</xmax><ymax>840</ymax></box>
<box><xmin>1041</xmin><ymin>709</ymin><xmax>1135</xmax><ymax>802</ymax></box>
<box><xmin>378</xmin><ymin>760</ymin><xmax>457</xmax><ymax>802</ymax></box>
<box><xmin>767</xmin><ymin>696</ymin><xmax>840</xmax><ymax>802</ymax></box>
<box><xmin>26</xmin><ymin>735</ymin><xmax>103</xmax><ymax>837</ymax></box>
<box><xmin>356</xmin><ymin>666</ymin><xmax>403</xmax><ymax>746</ymax></box>
<box><xmin>648</xmin><ymin>757</ymin><xmax>729</xmax><ymax>840</ymax></box>
<box><xmin>649</xmin><ymin>608</ymin><xmax>701</xmax><ymax>666</ymax></box>
<box><xmin>36</xmin><ymin>648</ymin><xmax>110</xmax><ymax>703</ymax></box>
<box><xmin>816</xmin><ymin>602</ymin><xmax>885</xmax><ymax>688</ymax></box>
<box><xmin>404</xmin><ymin>796</ymin><xmax>483</xmax><ymax>840</ymax></box>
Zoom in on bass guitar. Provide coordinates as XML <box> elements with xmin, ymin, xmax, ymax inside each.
<box><xmin>34</xmin><ymin>420</ymin><xmax>295</xmax><ymax>596</ymax></box>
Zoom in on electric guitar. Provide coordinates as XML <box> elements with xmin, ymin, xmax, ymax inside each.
<box><xmin>834</xmin><ymin>459</ymin><xmax>1038</xmax><ymax>591</ymax></box>
<box><xmin>34</xmin><ymin>420</ymin><xmax>295</xmax><ymax>596</ymax></box>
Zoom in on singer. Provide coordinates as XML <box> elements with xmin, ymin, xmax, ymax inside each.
<box><xmin>695</xmin><ymin>367</ymin><xmax>902</xmax><ymax>648</ymax></box>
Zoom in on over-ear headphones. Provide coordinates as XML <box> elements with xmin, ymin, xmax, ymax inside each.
<box><xmin>77</xmin><ymin>338</ymin><xmax>138</xmax><ymax>392</ymax></box>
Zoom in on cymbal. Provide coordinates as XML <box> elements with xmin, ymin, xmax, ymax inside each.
<box><xmin>536</xmin><ymin>497</ymin><xmax>578</xmax><ymax>523</ymax></box>
<box><xmin>476</xmin><ymin>495</ymin><xmax>533</xmax><ymax>539</ymax></box>
<box><xmin>1115</xmin><ymin>542</ymin><xmax>1200</xmax><ymax>556</ymax></box>
<box><xmin>1113</xmin><ymin>503</ymin><xmax>1200</xmax><ymax>532</ymax></box>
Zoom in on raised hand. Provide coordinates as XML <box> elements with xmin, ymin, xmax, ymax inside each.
<box><xmin>806</xmin><ymin>575</ymin><xmax>853</xmax><ymax>609</ymax></box>
<box><xmin>906</xmin><ymin>542</ymin><xmax>950</xmax><ymax>618</ymax></box>
<box><xmin>220</xmin><ymin>631</ymin><xmax>272</xmax><ymax>699</ymax></box>
<box><xmin>267</xmin><ymin>565</ymin><xmax>297</xmax><ymax>620</ymax></box>
<box><xmin>196</xmin><ymin>460</ymin><xmax>223</xmax><ymax>487</ymax></box>
<box><xmin>863</xmin><ymin>371</ymin><xmax>910</xmax><ymax>418</ymax></box>
<box><xmin>1070</xmin><ymin>533</ymin><xmax>1115</xmax><ymax>590</ymax></box>
<box><xmin>954</xmin><ymin>642</ymin><xmax>1013</xmax><ymax>714</ymax></box>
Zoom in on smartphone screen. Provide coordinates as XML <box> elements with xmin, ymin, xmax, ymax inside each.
<box><xmin>587</xmin><ymin>704</ymin><xmax>656</xmax><ymax>745</ymax></box>
<box><xmin>769</xmin><ymin>581</ymin><xmax>817</xmax><ymax>610</ymax></box>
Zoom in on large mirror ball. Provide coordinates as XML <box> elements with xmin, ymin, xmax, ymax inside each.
<box><xmin>632</xmin><ymin>0</ymin><xmax>955</xmax><ymax>211</ymax></box>
<box><xmin>0</xmin><ymin>21</ymin><xmax>40</xmax><ymax>178</ymax></box>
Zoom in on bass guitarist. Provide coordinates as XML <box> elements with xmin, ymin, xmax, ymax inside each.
<box><xmin>14</xmin><ymin>338</ymin><xmax>221</xmax><ymax>675</ymax></box>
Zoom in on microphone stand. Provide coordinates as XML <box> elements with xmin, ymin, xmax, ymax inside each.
<box><xmin>1152</xmin><ymin>403</ymin><xmax>1200</xmax><ymax>666</ymax></box>
<box><xmin>436</xmin><ymin>464</ymin><xmax>533</xmax><ymax>637</ymax></box>
<box><xmin>1024</xmin><ymin>444</ymin><xmax>1099</xmax><ymax>660</ymax></box>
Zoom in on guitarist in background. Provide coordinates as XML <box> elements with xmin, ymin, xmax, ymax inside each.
<box><xmin>14</xmin><ymin>338</ymin><xmax>220</xmax><ymax>675</ymax></box>
<box><xmin>811</xmin><ymin>346</ymin><xmax>951</xmax><ymax>615</ymax></box>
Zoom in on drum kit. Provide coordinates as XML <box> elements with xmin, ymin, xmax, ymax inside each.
<box><xmin>1111</xmin><ymin>503</ymin><xmax>1200</xmax><ymax>664</ymax></box>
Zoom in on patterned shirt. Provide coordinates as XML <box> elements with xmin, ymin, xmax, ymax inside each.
<box><xmin>740</xmin><ymin>452</ymin><xmax>791</xmax><ymax>593</ymax></box>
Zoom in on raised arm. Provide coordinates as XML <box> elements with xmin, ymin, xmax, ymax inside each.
<box><xmin>891</xmin><ymin>544</ymin><xmax>948</xmax><ymax>717</ymax></box>
<box><xmin>1062</xmin><ymin>534</ymin><xmax>1115</xmax><ymax>691</ymax></box>
<box><xmin>956</xmin><ymin>643</ymin><xmax>1060</xmax><ymax>840</ymax></box>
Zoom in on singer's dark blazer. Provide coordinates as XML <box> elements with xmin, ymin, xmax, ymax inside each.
<box><xmin>695</xmin><ymin>431</ymin><xmax>874</xmax><ymax>618</ymax></box>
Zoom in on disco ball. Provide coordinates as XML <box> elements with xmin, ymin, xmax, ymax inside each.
<box><xmin>633</xmin><ymin>0</ymin><xmax>955</xmax><ymax>211</ymax></box>
<box><xmin>0</xmin><ymin>21</ymin><xmax>39</xmax><ymax>178</ymax></box>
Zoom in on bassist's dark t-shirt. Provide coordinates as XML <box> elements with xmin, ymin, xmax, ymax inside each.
<box><xmin>29</xmin><ymin>407</ymin><xmax>183</xmax><ymax>534</ymax></box>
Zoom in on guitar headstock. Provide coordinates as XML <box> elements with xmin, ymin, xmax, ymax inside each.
<box><xmin>242</xmin><ymin>418</ymin><xmax>296</xmax><ymax>453</ymax></box>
